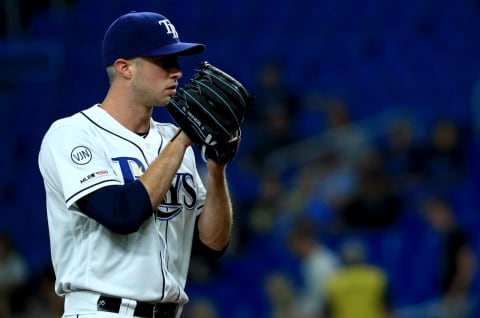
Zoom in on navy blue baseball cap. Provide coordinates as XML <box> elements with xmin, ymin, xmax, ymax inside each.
<box><xmin>102</xmin><ymin>11</ymin><xmax>206</xmax><ymax>67</ymax></box>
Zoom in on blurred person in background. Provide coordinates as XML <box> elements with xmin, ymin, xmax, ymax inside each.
<box><xmin>249</xmin><ymin>61</ymin><xmax>300</xmax><ymax>125</ymax></box>
<box><xmin>245</xmin><ymin>61</ymin><xmax>301</xmax><ymax>169</ymax></box>
<box><xmin>378</xmin><ymin>117</ymin><xmax>425</xmax><ymax>190</ymax></box>
<box><xmin>321</xmin><ymin>97</ymin><xmax>372</xmax><ymax>167</ymax></box>
<box><xmin>282</xmin><ymin>163</ymin><xmax>319</xmax><ymax>217</ymax></box>
<box><xmin>282</xmin><ymin>160</ymin><xmax>341</xmax><ymax>230</ymax></box>
<box><xmin>182</xmin><ymin>298</ymin><xmax>218</xmax><ymax>318</ymax></box>
<box><xmin>421</xmin><ymin>196</ymin><xmax>477</xmax><ymax>317</ymax></box>
<box><xmin>336</xmin><ymin>149</ymin><xmax>403</xmax><ymax>230</ymax></box>
<box><xmin>310</xmin><ymin>150</ymin><xmax>357</xmax><ymax>225</ymax></box>
<box><xmin>419</xmin><ymin>119</ymin><xmax>466</xmax><ymax>187</ymax></box>
<box><xmin>323</xmin><ymin>239</ymin><xmax>392</xmax><ymax>318</ymax></box>
<box><xmin>263</xmin><ymin>272</ymin><xmax>296</xmax><ymax>318</ymax></box>
<box><xmin>247</xmin><ymin>172</ymin><xmax>286</xmax><ymax>243</ymax></box>
<box><xmin>17</xmin><ymin>265</ymin><xmax>64</xmax><ymax>318</ymax></box>
<box><xmin>287</xmin><ymin>218</ymin><xmax>340</xmax><ymax>318</ymax></box>
<box><xmin>0</xmin><ymin>232</ymin><xmax>28</xmax><ymax>318</ymax></box>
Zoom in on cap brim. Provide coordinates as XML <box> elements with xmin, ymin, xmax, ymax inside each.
<box><xmin>143</xmin><ymin>42</ymin><xmax>206</xmax><ymax>57</ymax></box>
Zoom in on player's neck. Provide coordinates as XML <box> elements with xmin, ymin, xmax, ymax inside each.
<box><xmin>100</xmin><ymin>95</ymin><xmax>152</xmax><ymax>133</ymax></box>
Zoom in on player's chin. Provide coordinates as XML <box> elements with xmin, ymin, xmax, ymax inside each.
<box><xmin>157</xmin><ymin>95</ymin><xmax>173</xmax><ymax>106</ymax></box>
<box><xmin>160</xmin><ymin>97</ymin><xmax>171</xmax><ymax>106</ymax></box>
<box><xmin>165</xmin><ymin>91</ymin><xmax>177</xmax><ymax>101</ymax></box>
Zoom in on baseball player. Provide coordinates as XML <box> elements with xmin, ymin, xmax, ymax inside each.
<box><xmin>38</xmin><ymin>11</ymin><xmax>236</xmax><ymax>318</ymax></box>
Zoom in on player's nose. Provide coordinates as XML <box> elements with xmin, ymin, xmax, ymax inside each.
<box><xmin>171</xmin><ymin>69</ymin><xmax>183</xmax><ymax>80</ymax></box>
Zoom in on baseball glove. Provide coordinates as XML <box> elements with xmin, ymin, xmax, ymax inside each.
<box><xmin>167</xmin><ymin>61</ymin><xmax>252</xmax><ymax>164</ymax></box>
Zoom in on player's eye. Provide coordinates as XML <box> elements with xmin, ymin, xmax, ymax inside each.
<box><xmin>150</xmin><ymin>56</ymin><xmax>180</xmax><ymax>70</ymax></box>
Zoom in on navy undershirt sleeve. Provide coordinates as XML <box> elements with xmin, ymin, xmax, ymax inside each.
<box><xmin>192</xmin><ymin>216</ymin><xmax>229</xmax><ymax>258</ymax></box>
<box><xmin>77</xmin><ymin>180</ymin><xmax>153</xmax><ymax>235</ymax></box>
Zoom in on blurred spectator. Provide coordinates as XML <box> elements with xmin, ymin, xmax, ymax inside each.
<box><xmin>321</xmin><ymin>97</ymin><xmax>372</xmax><ymax>166</ymax></box>
<box><xmin>187</xmin><ymin>229</ymin><xmax>227</xmax><ymax>284</ymax></box>
<box><xmin>323</xmin><ymin>239</ymin><xmax>392</xmax><ymax>318</ymax></box>
<box><xmin>336</xmin><ymin>149</ymin><xmax>403</xmax><ymax>229</ymax></box>
<box><xmin>182</xmin><ymin>298</ymin><xmax>219</xmax><ymax>318</ymax></box>
<box><xmin>187</xmin><ymin>252</ymin><xmax>222</xmax><ymax>285</ymax></box>
<box><xmin>287</xmin><ymin>219</ymin><xmax>339</xmax><ymax>318</ymax></box>
<box><xmin>378</xmin><ymin>117</ymin><xmax>425</xmax><ymax>189</ymax></box>
<box><xmin>310</xmin><ymin>151</ymin><xmax>357</xmax><ymax>216</ymax></box>
<box><xmin>247</xmin><ymin>172</ymin><xmax>286</xmax><ymax>241</ymax></box>
<box><xmin>246</xmin><ymin>61</ymin><xmax>301</xmax><ymax>168</ymax></box>
<box><xmin>17</xmin><ymin>265</ymin><xmax>63</xmax><ymax>318</ymax></box>
<box><xmin>282</xmin><ymin>151</ymin><xmax>356</xmax><ymax>231</ymax></box>
<box><xmin>282</xmin><ymin>161</ymin><xmax>337</xmax><ymax>228</ymax></box>
<box><xmin>421</xmin><ymin>196</ymin><xmax>477</xmax><ymax>317</ymax></box>
<box><xmin>282</xmin><ymin>164</ymin><xmax>319</xmax><ymax>217</ymax></box>
<box><xmin>263</xmin><ymin>272</ymin><xmax>296</xmax><ymax>318</ymax></box>
<box><xmin>250</xmin><ymin>60</ymin><xmax>300</xmax><ymax>124</ymax></box>
<box><xmin>0</xmin><ymin>232</ymin><xmax>28</xmax><ymax>317</ymax></box>
<box><xmin>419</xmin><ymin>119</ymin><xmax>466</xmax><ymax>186</ymax></box>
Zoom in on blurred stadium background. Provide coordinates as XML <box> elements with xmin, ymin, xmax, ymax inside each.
<box><xmin>1</xmin><ymin>0</ymin><xmax>480</xmax><ymax>317</ymax></box>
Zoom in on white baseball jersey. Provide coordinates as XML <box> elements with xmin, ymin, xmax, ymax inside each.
<box><xmin>38</xmin><ymin>104</ymin><xmax>206</xmax><ymax>305</ymax></box>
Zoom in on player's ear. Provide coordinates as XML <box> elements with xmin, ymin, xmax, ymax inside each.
<box><xmin>113</xmin><ymin>58</ymin><xmax>133</xmax><ymax>79</ymax></box>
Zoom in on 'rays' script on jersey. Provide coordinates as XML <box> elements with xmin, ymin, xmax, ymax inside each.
<box><xmin>112</xmin><ymin>156</ymin><xmax>197</xmax><ymax>220</ymax></box>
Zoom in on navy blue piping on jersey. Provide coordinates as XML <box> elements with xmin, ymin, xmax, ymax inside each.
<box><xmin>79</xmin><ymin>110</ymin><xmax>164</xmax><ymax>164</ymax></box>
<box><xmin>79</xmin><ymin>110</ymin><xmax>167</xmax><ymax>293</ymax></box>
<box><xmin>160</xmin><ymin>220</ymin><xmax>169</xmax><ymax>301</ymax></box>
<box><xmin>164</xmin><ymin>221</ymin><xmax>170</xmax><ymax>268</ymax></box>
<box><xmin>77</xmin><ymin>180</ymin><xmax>153</xmax><ymax>235</ymax></box>
<box><xmin>66</xmin><ymin>179</ymin><xmax>121</xmax><ymax>204</ymax></box>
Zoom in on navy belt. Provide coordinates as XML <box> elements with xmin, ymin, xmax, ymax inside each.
<box><xmin>97</xmin><ymin>295</ymin><xmax>178</xmax><ymax>318</ymax></box>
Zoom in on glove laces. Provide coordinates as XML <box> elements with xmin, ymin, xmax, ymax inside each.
<box><xmin>201</xmin><ymin>134</ymin><xmax>217</xmax><ymax>162</ymax></box>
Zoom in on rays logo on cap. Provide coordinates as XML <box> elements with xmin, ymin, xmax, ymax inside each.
<box><xmin>158</xmin><ymin>19</ymin><xmax>179</xmax><ymax>39</ymax></box>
